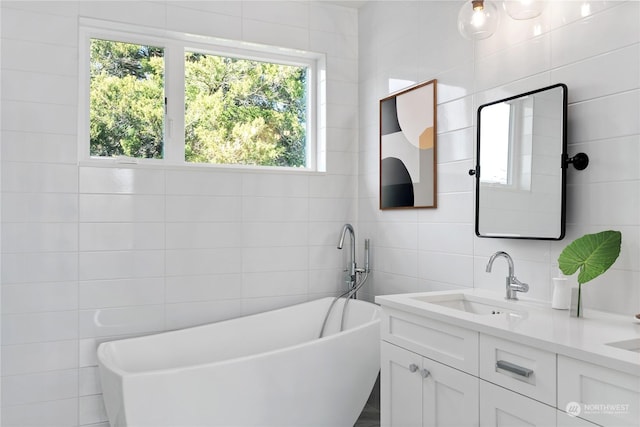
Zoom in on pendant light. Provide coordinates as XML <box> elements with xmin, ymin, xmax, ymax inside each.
<box><xmin>503</xmin><ymin>0</ymin><xmax>545</xmax><ymax>20</ymax></box>
<box><xmin>458</xmin><ymin>0</ymin><xmax>500</xmax><ymax>40</ymax></box>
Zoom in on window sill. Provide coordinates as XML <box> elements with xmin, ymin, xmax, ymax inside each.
<box><xmin>77</xmin><ymin>157</ymin><xmax>326</xmax><ymax>175</ymax></box>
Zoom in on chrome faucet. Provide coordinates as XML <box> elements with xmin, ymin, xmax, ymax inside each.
<box><xmin>486</xmin><ymin>251</ymin><xmax>529</xmax><ymax>300</ymax></box>
<box><xmin>338</xmin><ymin>224</ymin><xmax>357</xmax><ymax>296</ymax></box>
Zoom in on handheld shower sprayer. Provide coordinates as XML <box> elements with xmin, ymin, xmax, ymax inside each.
<box><xmin>364</xmin><ymin>238</ymin><xmax>370</xmax><ymax>273</ymax></box>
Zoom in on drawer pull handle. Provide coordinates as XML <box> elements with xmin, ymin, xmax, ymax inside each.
<box><xmin>496</xmin><ymin>360</ymin><xmax>533</xmax><ymax>378</ymax></box>
<box><xmin>420</xmin><ymin>369</ymin><xmax>431</xmax><ymax>378</ymax></box>
<box><xmin>409</xmin><ymin>363</ymin><xmax>419</xmax><ymax>373</ymax></box>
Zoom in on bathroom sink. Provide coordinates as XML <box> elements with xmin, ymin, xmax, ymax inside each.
<box><xmin>412</xmin><ymin>293</ymin><xmax>523</xmax><ymax>316</ymax></box>
<box><xmin>606</xmin><ymin>338</ymin><xmax>640</xmax><ymax>353</ymax></box>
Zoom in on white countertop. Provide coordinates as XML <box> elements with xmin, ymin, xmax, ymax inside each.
<box><xmin>376</xmin><ymin>289</ymin><xmax>640</xmax><ymax>376</ymax></box>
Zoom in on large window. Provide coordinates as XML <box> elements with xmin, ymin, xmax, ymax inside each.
<box><xmin>80</xmin><ymin>20</ymin><xmax>323</xmax><ymax>170</ymax></box>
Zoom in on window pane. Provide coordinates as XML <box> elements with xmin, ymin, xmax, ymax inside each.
<box><xmin>184</xmin><ymin>52</ymin><xmax>307</xmax><ymax>167</ymax></box>
<box><xmin>90</xmin><ymin>39</ymin><xmax>165</xmax><ymax>158</ymax></box>
<box><xmin>480</xmin><ymin>103</ymin><xmax>511</xmax><ymax>185</ymax></box>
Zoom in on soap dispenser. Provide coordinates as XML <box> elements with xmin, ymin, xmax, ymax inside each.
<box><xmin>551</xmin><ymin>270</ymin><xmax>570</xmax><ymax>310</ymax></box>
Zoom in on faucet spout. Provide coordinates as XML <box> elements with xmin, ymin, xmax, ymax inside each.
<box><xmin>486</xmin><ymin>251</ymin><xmax>529</xmax><ymax>300</ymax></box>
<box><xmin>486</xmin><ymin>251</ymin><xmax>514</xmax><ymax>276</ymax></box>
<box><xmin>337</xmin><ymin>223</ymin><xmax>354</xmax><ymax>251</ymax></box>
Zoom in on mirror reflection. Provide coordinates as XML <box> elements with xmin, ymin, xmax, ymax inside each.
<box><xmin>475</xmin><ymin>84</ymin><xmax>567</xmax><ymax>240</ymax></box>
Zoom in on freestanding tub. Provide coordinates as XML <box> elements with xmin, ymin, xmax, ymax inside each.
<box><xmin>97</xmin><ymin>297</ymin><xmax>380</xmax><ymax>427</ymax></box>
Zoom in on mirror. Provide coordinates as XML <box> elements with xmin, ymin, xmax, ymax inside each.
<box><xmin>473</xmin><ymin>84</ymin><xmax>567</xmax><ymax>240</ymax></box>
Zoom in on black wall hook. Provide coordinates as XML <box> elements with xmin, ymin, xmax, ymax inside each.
<box><xmin>565</xmin><ymin>152</ymin><xmax>589</xmax><ymax>170</ymax></box>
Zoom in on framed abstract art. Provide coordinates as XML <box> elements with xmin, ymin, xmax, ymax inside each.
<box><xmin>379</xmin><ymin>79</ymin><xmax>437</xmax><ymax>209</ymax></box>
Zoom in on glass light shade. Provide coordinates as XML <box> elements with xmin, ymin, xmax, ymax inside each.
<box><xmin>503</xmin><ymin>0</ymin><xmax>545</xmax><ymax>20</ymax></box>
<box><xmin>458</xmin><ymin>0</ymin><xmax>500</xmax><ymax>40</ymax></box>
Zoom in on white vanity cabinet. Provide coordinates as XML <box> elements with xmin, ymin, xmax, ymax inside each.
<box><xmin>380</xmin><ymin>305</ymin><xmax>558</xmax><ymax>427</ymax></box>
<box><xmin>380</xmin><ymin>313</ymin><xmax>559</xmax><ymax>426</ymax></box>
<box><xmin>377</xmin><ymin>290</ymin><xmax>640</xmax><ymax>427</ymax></box>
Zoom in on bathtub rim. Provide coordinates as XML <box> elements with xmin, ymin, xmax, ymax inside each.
<box><xmin>98</xmin><ymin>297</ymin><xmax>380</xmax><ymax>378</ymax></box>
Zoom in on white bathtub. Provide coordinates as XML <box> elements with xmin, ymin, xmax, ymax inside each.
<box><xmin>97</xmin><ymin>297</ymin><xmax>381</xmax><ymax>427</ymax></box>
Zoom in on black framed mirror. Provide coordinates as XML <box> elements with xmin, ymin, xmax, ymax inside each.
<box><xmin>472</xmin><ymin>83</ymin><xmax>568</xmax><ymax>240</ymax></box>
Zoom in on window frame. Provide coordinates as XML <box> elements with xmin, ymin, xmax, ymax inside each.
<box><xmin>78</xmin><ymin>18</ymin><xmax>325</xmax><ymax>172</ymax></box>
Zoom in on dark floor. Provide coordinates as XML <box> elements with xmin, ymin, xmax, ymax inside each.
<box><xmin>354</xmin><ymin>374</ymin><xmax>380</xmax><ymax>427</ymax></box>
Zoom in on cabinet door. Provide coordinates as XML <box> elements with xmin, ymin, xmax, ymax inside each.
<box><xmin>558</xmin><ymin>355</ymin><xmax>640</xmax><ymax>427</ymax></box>
<box><xmin>381</xmin><ymin>341</ymin><xmax>423</xmax><ymax>427</ymax></box>
<box><xmin>382</xmin><ymin>341</ymin><xmax>479</xmax><ymax>427</ymax></box>
<box><xmin>422</xmin><ymin>357</ymin><xmax>479</xmax><ymax>427</ymax></box>
<box><xmin>480</xmin><ymin>380</ymin><xmax>556</xmax><ymax>426</ymax></box>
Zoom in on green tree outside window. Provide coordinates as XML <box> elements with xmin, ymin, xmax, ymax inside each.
<box><xmin>89</xmin><ymin>39</ymin><xmax>308</xmax><ymax>167</ymax></box>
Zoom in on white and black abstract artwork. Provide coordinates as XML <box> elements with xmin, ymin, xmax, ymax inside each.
<box><xmin>379</xmin><ymin>79</ymin><xmax>437</xmax><ymax>209</ymax></box>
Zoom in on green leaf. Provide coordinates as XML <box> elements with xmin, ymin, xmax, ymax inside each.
<box><xmin>558</xmin><ymin>230</ymin><xmax>622</xmax><ymax>285</ymax></box>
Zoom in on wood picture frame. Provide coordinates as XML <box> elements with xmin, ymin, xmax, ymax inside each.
<box><xmin>379</xmin><ymin>79</ymin><xmax>437</xmax><ymax>210</ymax></box>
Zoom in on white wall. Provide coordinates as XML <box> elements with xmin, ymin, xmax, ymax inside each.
<box><xmin>358</xmin><ymin>1</ymin><xmax>640</xmax><ymax>316</ymax></box>
<box><xmin>0</xmin><ymin>1</ymin><xmax>358</xmax><ymax>425</ymax></box>
<box><xmin>2</xmin><ymin>0</ymin><xmax>639</xmax><ymax>425</ymax></box>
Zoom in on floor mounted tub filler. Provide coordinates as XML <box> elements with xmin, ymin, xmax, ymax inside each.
<box><xmin>97</xmin><ymin>297</ymin><xmax>381</xmax><ymax>427</ymax></box>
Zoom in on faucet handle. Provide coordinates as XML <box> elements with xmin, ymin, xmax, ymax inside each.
<box><xmin>510</xmin><ymin>276</ymin><xmax>529</xmax><ymax>293</ymax></box>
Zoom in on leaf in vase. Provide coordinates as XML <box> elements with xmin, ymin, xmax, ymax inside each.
<box><xmin>558</xmin><ymin>230</ymin><xmax>622</xmax><ymax>285</ymax></box>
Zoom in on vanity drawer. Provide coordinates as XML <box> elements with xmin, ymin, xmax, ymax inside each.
<box><xmin>558</xmin><ymin>355</ymin><xmax>640</xmax><ymax>427</ymax></box>
<box><xmin>479</xmin><ymin>333</ymin><xmax>556</xmax><ymax>406</ymax></box>
<box><xmin>557</xmin><ymin>409</ymin><xmax>602</xmax><ymax>427</ymax></box>
<box><xmin>381</xmin><ymin>307</ymin><xmax>478</xmax><ymax>375</ymax></box>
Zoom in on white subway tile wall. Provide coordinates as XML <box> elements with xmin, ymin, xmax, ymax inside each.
<box><xmin>357</xmin><ymin>1</ymin><xmax>640</xmax><ymax>316</ymax></box>
<box><xmin>1</xmin><ymin>1</ymin><xmax>639</xmax><ymax>426</ymax></box>
<box><xmin>1</xmin><ymin>1</ymin><xmax>357</xmax><ymax>425</ymax></box>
